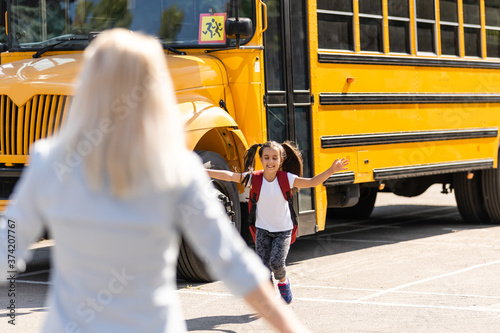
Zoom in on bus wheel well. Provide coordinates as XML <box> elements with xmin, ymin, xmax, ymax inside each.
<box><xmin>193</xmin><ymin>127</ymin><xmax>245</xmax><ymax>174</ymax></box>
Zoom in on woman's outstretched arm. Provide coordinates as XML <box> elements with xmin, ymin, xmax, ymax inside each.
<box><xmin>244</xmin><ymin>281</ymin><xmax>311</xmax><ymax>333</ymax></box>
<box><xmin>294</xmin><ymin>157</ymin><xmax>349</xmax><ymax>189</ymax></box>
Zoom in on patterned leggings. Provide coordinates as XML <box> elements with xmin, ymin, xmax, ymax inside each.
<box><xmin>255</xmin><ymin>227</ymin><xmax>292</xmax><ymax>280</ymax></box>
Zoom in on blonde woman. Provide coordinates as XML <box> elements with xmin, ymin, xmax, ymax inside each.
<box><xmin>0</xmin><ymin>29</ymin><xmax>309</xmax><ymax>333</ymax></box>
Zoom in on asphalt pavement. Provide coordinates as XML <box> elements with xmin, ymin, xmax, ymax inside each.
<box><xmin>1</xmin><ymin>184</ymin><xmax>499</xmax><ymax>332</ymax></box>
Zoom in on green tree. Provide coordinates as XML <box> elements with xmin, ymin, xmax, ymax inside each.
<box><xmin>72</xmin><ymin>0</ymin><xmax>132</xmax><ymax>34</ymax></box>
<box><xmin>158</xmin><ymin>5</ymin><xmax>184</xmax><ymax>40</ymax></box>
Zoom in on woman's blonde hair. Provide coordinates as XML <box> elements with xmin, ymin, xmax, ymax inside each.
<box><xmin>55</xmin><ymin>28</ymin><xmax>190</xmax><ymax>197</ymax></box>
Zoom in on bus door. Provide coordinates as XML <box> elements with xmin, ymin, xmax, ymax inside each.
<box><xmin>263</xmin><ymin>0</ymin><xmax>316</xmax><ymax>235</ymax></box>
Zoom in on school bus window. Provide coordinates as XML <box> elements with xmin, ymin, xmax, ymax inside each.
<box><xmin>463</xmin><ymin>0</ymin><xmax>481</xmax><ymax>57</ymax></box>
<box><xmin>464</xmin><ymin>27</ymin><xmax>482</xmax><ymax>57</ymax></box>
<box><xmin>0</xmin><ymin>28</ymin><xmax>6</xmax><ymax>44</ymax></box>
<box><xmin>486</xmin><ymin>0</ymin><xmax>500</xmax><ymax>26</ymax></box>
<box><xmin>267</xmin><ymin>107</ymin><xmax>287</xmax><ymax>144</ymax></box>
<box><xmin>290</xmin><ymin>0</ymin><xmax>309</xmax><ymax>90</ymax></box>
<box><xmin>464</xmin><ymin>0</ymin><xmax>480</xmax><ymax>24</ymax></box>
<box><xmin>317</xmin><ymin>1</ymin><xmax>354</xmax><ymax>51</ymax></box>
<box><xmin>266</xmin><ymin>0</ymin><xmax>284</xmax><ymax>90</ymax></box>
<box><xmin>317</xmin><ymin>0</ymin><xmax>352</xmax><ymax>12</ymax></box>
<box><xmin>440</xmin><ymin>0</ymin><xmax>459</xmax><ymax>56</ymax></box>
<box><xmin>294</xmin><ymin>106</ymin><xmax>313</xmax><ymax>180</ymax></box>
<box><xmin>486</xmin><ymin>0</ymin><xmax>500</xmax><ymax>58</ymax></box>
<box><xmin>416</xmin><ymin>0</ymin><xmax>435</xmax><ymax>20</ymax></box>
<box><xmin>8</xmin><ymin>0</ymin><xmax>255</xmax><ymax>50</ymax></box>
<box><xmin>417</xmin><ymin>23</ymin><xmax>436</xmax><ymax>53</ymax></box>
<box><xmin>415</xmin><ymin>0</ymin><xmax>436</xmax><ymax>53</ymax></box>
<box><xmin>358</xmin><ymin>0</ymin><xmax>382</xmax><ymax>15</ymax></box>
<box><xmin>486</xmin><ymin>29</ymin><xmax>500</xmax><ymax>58</ymax></box>
<box><xmin>440</xmin><ymin>0</ymin><xmax>458</xmax><ymax>22</ymax></box>
<box><xmin>358</xmin><ymin>0</ymin><xmax>383</xmax><ymax>52</ymax></box>
<box><xmin>388</xmin><ymin>0</ymin><xmax>409</xmax><ymax>17</ymax></box>
<box><xmin>388</xmin><ymin>0</ymin><xmax>410</xmax><ymax>54</ymax></box>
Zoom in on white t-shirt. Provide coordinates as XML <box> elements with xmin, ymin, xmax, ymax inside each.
<box><xmin>254</xmin><ymin>172</ymin><xmax>298</xmax><ymax>232</ymax></box>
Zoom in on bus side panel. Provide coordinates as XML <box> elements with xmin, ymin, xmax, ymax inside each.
<box><xmin>312</xmin><ymin>61</ymin><xmax>500</xmax><ymax>182</ymax></box>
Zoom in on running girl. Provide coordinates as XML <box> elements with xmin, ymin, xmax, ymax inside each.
<box><xmin>206</xmin><ymin>141</ymin><xmax>349</xmax><ymax>304</ymax></box>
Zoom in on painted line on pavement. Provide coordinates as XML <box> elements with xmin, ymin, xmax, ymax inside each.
<box><xmin>293</xmin><ymin>284</ymin><xmax>500</xmax><ymax>300</ymax></box>
<box><xmin>320</xmin><ymin>238</ymin><xmax>500</xmax><ymax>250</ymax></box>
<box><xmin>177</xmin><ymin>289</ymin><xmax>233</xmax><ymax>297</ymax></box>
<box><xmin>357</xmin><ymin>259</ymin><xmax>500</xmax><ymax>301</ymax></box>
<box><xmin>175</xmin><ymin>289</ymin><xmax>500</xmax><ymax>313</ymax></box>
<box><xmin>294</xmin><ymin>297</ymin><xmax>500</xmax><ymax>313</ymax></box>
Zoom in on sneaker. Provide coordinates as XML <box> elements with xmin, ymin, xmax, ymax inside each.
<box><xmin>278</xmin><ymin>278</ymin><xmax>293</xmax><ymax>304</ymax></box>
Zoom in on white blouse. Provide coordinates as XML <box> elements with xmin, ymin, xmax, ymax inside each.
<box><xmin>0</xmin><ymin>140</ymin><xmax>269</xmax><ymax>333</ymax></box>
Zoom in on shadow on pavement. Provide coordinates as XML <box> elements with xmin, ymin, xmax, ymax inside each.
<box><xmin>287</xmin><ymin>204</ymin><xmax>497</xmax><ymax>265</ymax></box>
<box><xmin>186</xmin><ymin>313</ymin><xmax>258</xmax><ymax>332</ymax></box>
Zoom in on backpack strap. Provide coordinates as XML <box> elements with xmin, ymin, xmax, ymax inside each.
<box><xmin>276</xmin><ymin>171</ymin><xmax>298</xmax><ymax>227</ymax></box>
<box><xmin>248</xmin><ymin>170</ymin><xmax>264</xmax><ymax>227</ymax></box>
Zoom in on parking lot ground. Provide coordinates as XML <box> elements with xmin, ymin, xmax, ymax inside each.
<box><xmin>179</xmin><ymin>185</ymin><xmax>500</xmax><ymax>332</ymax></box>
<box><xmin>1</xmin><ymin>185</ymin><xmax>500</xmax><ymax>332</ymax></box>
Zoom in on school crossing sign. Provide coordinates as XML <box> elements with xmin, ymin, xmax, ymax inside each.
<box><xmin>199</xmin><ymin>13</ymin><xmax>226</xmax><ymax>44</ymax></box>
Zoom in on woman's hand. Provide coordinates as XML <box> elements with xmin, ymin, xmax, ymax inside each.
<box><xmin>244</xmin><ymin>281</ymin><xmax>311</xmax><ymax>333</ymax></box>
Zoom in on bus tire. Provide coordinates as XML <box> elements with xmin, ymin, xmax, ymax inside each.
<box><xmin>453</xmin><ymin>171</ymin><xmax>490</xmax><ymax>224</ymax></box>
<box><xmin>482</xmin><ymin>150</ymin><xmax>500</xmax><ymax>223</ymax></box>
<box><xmin>330</xmin><ymin>187</ymin><xmax>377</xmax><ymax>219</ymax></box>
<box><xmin>176</xmin><ymin>151</ymin><xmax>241</xmax><ymax>282</ymax></box>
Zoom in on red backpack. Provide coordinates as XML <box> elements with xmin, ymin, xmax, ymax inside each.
<box><xmin>248</xmin><ymin>170</ymin><xmax>298</xmax><ymax>244</ymax></box>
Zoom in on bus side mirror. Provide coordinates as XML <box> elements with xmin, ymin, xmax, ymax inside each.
<box><xmin>225</xmin><ymin>17</ymin><xmax>252</xmax><ymax>39</ymax></box>
<box><xmin>0</xmin><ymin>43</ymin><xmax>7</xmax><ymax>52</ymax></box>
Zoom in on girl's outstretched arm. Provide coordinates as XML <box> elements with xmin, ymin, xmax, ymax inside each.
<box><xmin>206</xmin><ymin>169</ymin><xmax>244</xmax><ymax>183</ymax></box>
<box><xmin>294</xmin><ymin>157</ymin><xmax>349</xmax><ymax>188</ymax></box>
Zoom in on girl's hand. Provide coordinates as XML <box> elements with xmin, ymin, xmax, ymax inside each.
<box><xmin>294</xmin><ymin>157</ymin><xmax>350</xmax><ymax>189</ymax></box>
<box><xmin>330</xmin><ymin>157</ymin><xmax>349</xmax><ymax>173</ymax></box>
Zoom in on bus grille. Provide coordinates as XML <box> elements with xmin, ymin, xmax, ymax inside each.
<box><xmin>0</xmin><ymin>95</ymin><xmax>70</xmax><ymax>156</ymax></box>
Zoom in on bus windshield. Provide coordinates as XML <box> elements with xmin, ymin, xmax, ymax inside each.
<box><xmin>9</xmin><ymin>0</ymin><xmax>254</xmax><ymax>50</ymax></box>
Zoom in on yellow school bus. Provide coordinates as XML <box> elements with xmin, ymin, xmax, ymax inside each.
<box><xmin>0</xmin><ymin>0</ymin><xmax>499</xmax><ymax>281</ymax></box>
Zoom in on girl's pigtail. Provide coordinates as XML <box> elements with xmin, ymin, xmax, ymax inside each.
<box><xmin>241</xmin><ymin>143</ymin><xmax>261</xmax><ymax>187</ymax></box>
<box><xmin>281</xmin><ymin>141</ymin><xmax>303</xmax><ymax>177</ymax></box>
